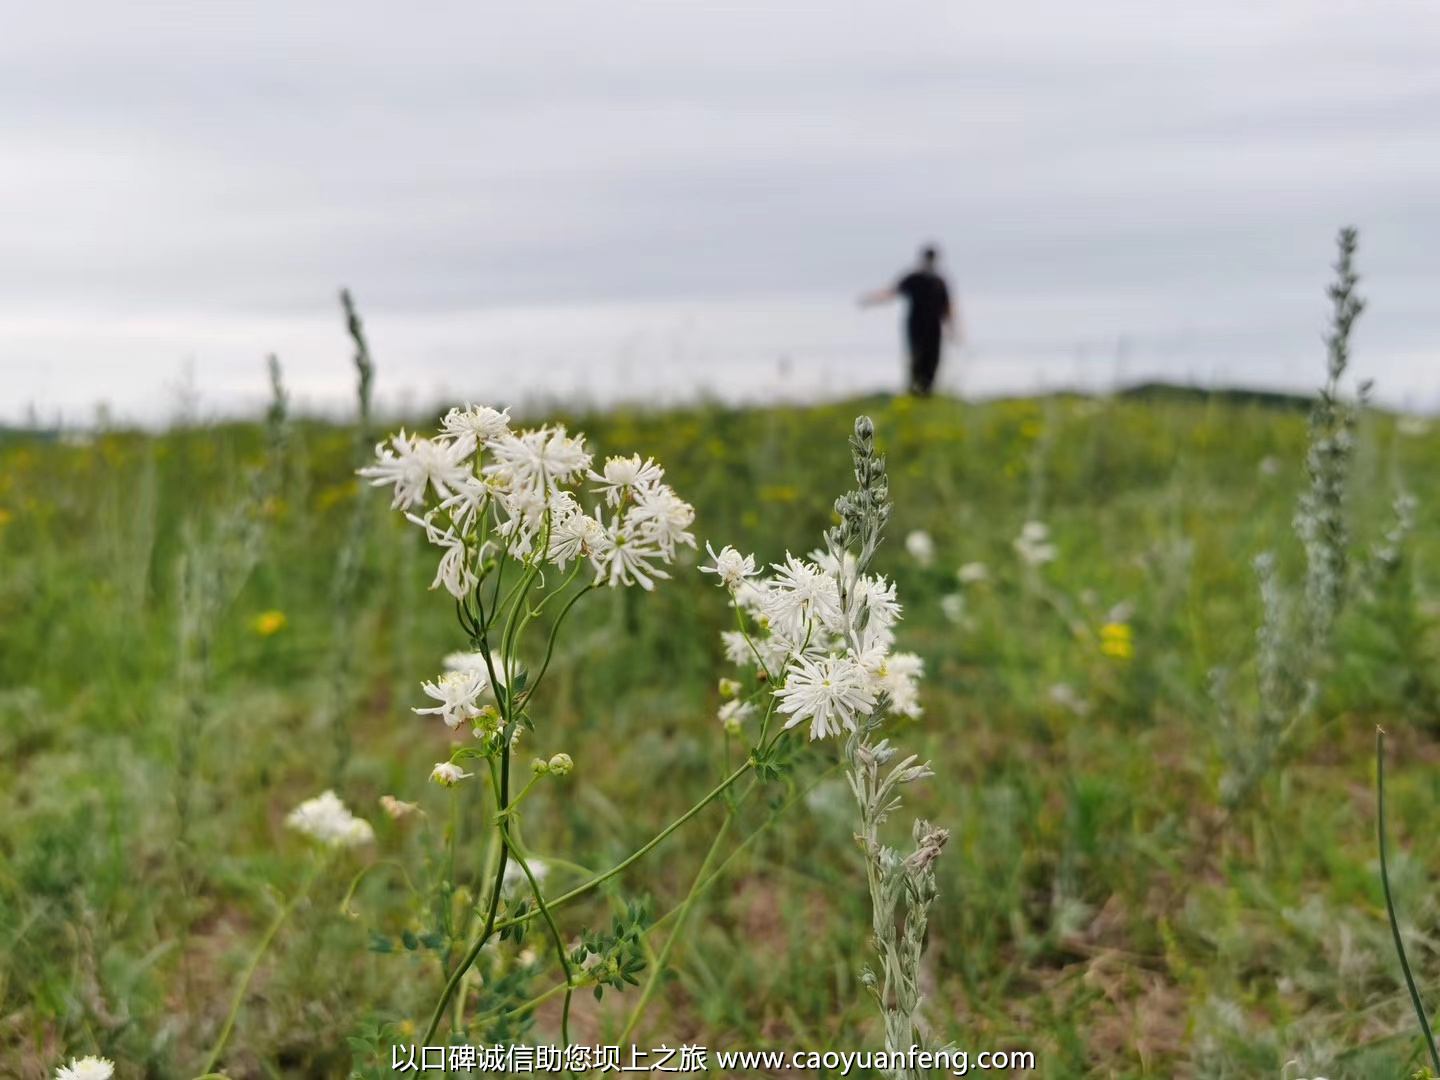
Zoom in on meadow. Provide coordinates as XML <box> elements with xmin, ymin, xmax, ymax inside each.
<box><xmin>3</xmin><ymin>370</ymin><xmax>1440</xmax><ymax>1078</ymax></box>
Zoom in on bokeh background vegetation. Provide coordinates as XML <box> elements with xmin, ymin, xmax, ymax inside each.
<box><xmin>3</xmin><ymin>388</ymin><xmax>1440</xmax><ymax>1077</ymax></box>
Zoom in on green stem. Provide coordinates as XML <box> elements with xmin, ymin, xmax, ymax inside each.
<box><xmin>490</xmin><ymin>760</ymin><xmax>752</xmax><ymax>937</ymax></box>
<box><xmin>423</xmin><ymin>746</ymin><xmax>512</xmax><ymax>1045</ymax></box>
<box><xmin>200</xmin><ymin>859</ymin><xmax>323</xmax><ymax>1075</ymax></box>
<box><xmin>1376</xmin><ymin>727</ymin><xmax>1440</xmax><ymax>1074</ymax></box>
<box><xmin>337</xmin><ymin>859</ymin><xmax>418</xmax><ymax>917</ymax></box>
<box><xmin>477</xmin><ymin>766</ymin><xmax>830</xmax><ymax>1029</ymax></box>
<box><xmin>618</xmin><ymin>811</ymin><xmax>733</xmax><ymax>1044</ymax></box>
<box><xmin>501</xmin><ymin>833</ymin><xmax>577</xmax><ymax>1061</ymax></box>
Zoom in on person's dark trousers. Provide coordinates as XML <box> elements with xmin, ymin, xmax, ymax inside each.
<box><xmin>908</xmin><ymin>324</ymin><xmax>942</xmax><ymax>396</ymax></box>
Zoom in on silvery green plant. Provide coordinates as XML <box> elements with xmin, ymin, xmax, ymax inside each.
<box><xmin>716</xmin><ymin>416</ymin><xmax>949</xmax><ymax>1075</ymax></box>
<box><xmin>830</xmin><ymin>419</ymin><xmax>950</xmax><ymax>1077</ymax></box>
<box><xmin>1214</xmin><ymin>228</ymin><xmax>1416</xmax><ymax>813</ymax></box>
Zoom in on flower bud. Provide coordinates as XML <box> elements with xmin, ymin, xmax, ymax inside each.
<box><xmin>547</xmin><ymin>753</ymin><xmax>574</xmax><ymax>776</ymax></box>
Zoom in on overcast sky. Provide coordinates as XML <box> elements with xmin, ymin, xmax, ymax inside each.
<box><xmin>3</xmin><ymin>0</ymin><xmax>1439</xmax><ymax>424</ymax></box>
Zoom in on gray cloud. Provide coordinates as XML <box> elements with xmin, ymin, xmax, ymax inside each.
<box><xmin>2</xmin><ymin>0</ymin><xmax>1438</xmax><ymax>421</ymax></box>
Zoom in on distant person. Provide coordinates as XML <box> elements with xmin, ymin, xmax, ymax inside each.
<box><xmin>859</xmin><ymin>245</ymin><xmax>960</xmax><ymax>397</ymax></box>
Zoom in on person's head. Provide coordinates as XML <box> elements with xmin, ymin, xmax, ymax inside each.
<box><xmin>919</xmin><ymin>244</ymin><xmax>939</xmax><ymax>269</ymax></box>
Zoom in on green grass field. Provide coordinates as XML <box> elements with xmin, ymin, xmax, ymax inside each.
<box><xmin>4</xmin><ymin>389</ymin><xmax>1439</xmax><ymax>1079</ymax></box>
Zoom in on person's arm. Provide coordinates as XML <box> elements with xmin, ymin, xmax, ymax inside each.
<box><xmin>858</xmin><ymin>286</ymin><xmax>898</xmax><ymax>307</ymax></box>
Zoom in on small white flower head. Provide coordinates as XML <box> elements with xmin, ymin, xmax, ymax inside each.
<box><xmin>55</xmin><ymin>1058</ymin><xmax>115</xmax><ymax>1080</ymax></box>
<box><xmin>1257</xmin><ymin>455</ymin><xmax>1283</xmax><ymax>477</ymax></box>
<box><xmin>359</xmin><ymin>429</ymin><xmax>477</xmax><ymax>511</ymax></box>
<box><xmin>763</xmin><ymin>554</ymin><xmax>842</xmax><ymax>638</ymax></box>
<box><xmin>956</xmin><ymin>562</ymin><xmax>989</xmax><ymax>585</ymax></box>
<box><xmin>440</xmin><ymin>404</ymin><xmax>512</xmax><ymax>442</ymax></box>
<box><xmin>590</xmin><ymin>453</ymin><xmax>665</xmax><ymax>506</ymax></box>
<box><xmin>718</xmin><ymin>698</ymin><xmax>755</xmax><ymax>736</ymax></box>
<box><xmin>940</xmin><ymin>593</ymin><xmax>966</xmax><ymax>625</ymax></box>
<box><xmin>1014</xmin><ymin>520</ymin><xmax>1057</xmax><ymax>566</ymax></box>
<box><xmin>443</xmin><ymin>650</ymin><xmax>508</xmax><ymax>688</ymax></box>
<box><xmin>431</xmin><ymin>762</ymin><xmax>474</xmax><ymax>787</ymax></box>
<box><xmin>852</xmin><ymin>574</ymin><xmax>902</xmax><ymax>650</ymax></box>
<box><xmin>503</xmin><ymin>856</ymin><xmax>549</xmax><ymax>897</ymax></box>
<box><xmin>904</xmin><ymin>529</ymin><xmax>936</xmax><ymax>566</ymax></box>
<box><xmin>700</xmin><ymin>542</ymin><xmax>758</xmax><ymax>590</ymax></box>
<box><xmin>627</xmin><ymin>483</ymin><xmax>696</xmax><ymax>559</ymax></box>
<box><xmin>406</xmin><ymin>512</ymin><xmax>478</xmax><ymax>600</ymax></box>
<box><xmin>547</xmin><ymin>752</ymin><xmax>574</xmax><ymax>776</ymax></box>
<box><xmin>484</xmin><ymin>425</ymin><xmax>592</xmax><ymax>495</ymax></box>
<box><xmin>379</xmin><ymin>795</ymin><xmax>422</xmax><ymax>820</ymax></box>
<box><xmin>718</xmin><ymin>677</ymin><xmax>743</xmax><ymax>698</ymax></box>
<box><xmin>413</xmin><ymin>668</ymin><xmax>489</xmax><ymax>729</ymax></box>
<box><xmin>875</xmin><ymin>651</ymin><xmax>924</xmax><ymax>719</ymax></box>
<box><xmin>589</xmin><ymin>511</ymin><xmax>670</xmax><ymax>591</ymax></box>
<box><xmin>547</xmin><ymin>504</ymin><xmax>607</xmax><ymax>571</ymax></box>
<box><xmin>285</xmin><ymin>791</ymin><xmax>375</xmax><ymax>849</ymax></box>
<box><xmin>775</xmin><ymin>653</ymin><xmax>877</xmax><ymax>740</ymax></box>
<box><xmin>721</xmin><ymin>630</ymin><xmax>757</xmax><ymax>668</ymax></box>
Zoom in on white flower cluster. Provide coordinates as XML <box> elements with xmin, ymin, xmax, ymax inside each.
<box><xmin>55</xmin><ymin>1058</ymin><xmax>114</xmax><ymax>1080</ymax></box>
<box><xmin>285</xmin><ymin>790</ymin><xmax>376</xmax><ymax>849</ymax></box>
<box><xmin>1013</xmin><ymin>520</ymin><xmax>1057</xmax><ymax>567</ymax></box>
<box><xmin>705</xmin><ymin>544</ymin><xmax>923</xmax><ymax>740</ymax></box>
<box><xmin>359</xmin><ymin>405</ymin><xmax>696</xmax><ymax>597</ymax></box>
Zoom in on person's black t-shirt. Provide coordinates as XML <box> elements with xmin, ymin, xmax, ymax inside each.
<box><xmin>896</xmin><ymin>270</ymin><xmax>950</xmax><ymax>339</ymax></box>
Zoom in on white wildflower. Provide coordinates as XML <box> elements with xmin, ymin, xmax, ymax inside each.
<box><xmin>406</xmin><ymin>512</ymin><xmax>478</xmax><ymax>600</ymax></box>
<box><xmin>484</xmin><ymin>426</ymin><xmax>591</xmax><ymax>495</ymax></box>
<box><xmin>547</xmin><ymin>503</ymin><xmax>606</xmax><ymax>571</ymax></box>
<box><xmin>775</xmin><ymin>653</ymin><xmax>876</xmax><ymax>740</ymax></box>
<box><xmin>285</xmin><ymin>791</ymin><xmax>375</xmax><ymax>849</ymax></box>
<box><xmin>956</xmin><ymin>562</ymin><xmax>989</xmax><ymax>585</ymax></box>
<box><xmin>700</xmin><ymin>543</ymin><xmax>759</xmax><ymax>590</ymax></box>
<box><xmin>852</xmin><ymin>574</ymin><xmax>902</xmax><ymax>651</ymax></box>
<box><xmin>721</xmin><ymin>630</ymin><xmax>757</xmax><ymax>667</ymax></box>
<box><xmin>440</xmin><ymin>404</ymin><xmax>511</xmax><ymax>442</ymax></box>
<box><xmin>731</xmin><ymin>578</ymin><xmax>771</xmax><ymax>619</ymax></box>
<box><xmin>763</xmin><ymin>554</ymin><xmax>842</xmax><ymax>638</ymax></box>
<box><xmin>359</xmin><ymin>430</ymin><xmax>476</xmax><ymax>511</ymax></box>
<box><xmin>718</xmin><ymin>698</ymin><xmax>755</xmax><ymax>736</ymax></box>
<box><xmin>494</xmin><ymin>485</ymin><xmax>549</xmax><ymax>559</ymax></box>
<box><xmin>1014</xmin><ymin>520</ymin><xmax>1057</xmax><ymax>566</ymax></box>
<box><xmin>589</xmin><ymin>512</ymin><xmax>670</xmax><ymax>591</ymax></box>
<box><xmin>904</xmin><ymin>529</ymin><xmax>935</xmax><ymax>566</ymax></box>
<box><xmin>627</xmin><ymin>483</ymin><xmax>696</xmax><ymax>559</ymax></box>
<box><xmin>718</xmin><ymin>677</ymin><xmax>743</xmax><ymax>698</ymax></box>
<box><xmin>431</xmin><ymin>762</ymin><xmax>473</xmax><ymax>786</ymax></box>
<box><xmin>442</xmin><ymin>650</ymin><xmax>508</xmax><ymax>689</ymax></box>
<box><xmin>590</xmin><ymin>453</ymin><xmax>665</xmax><ymax>506</ymax></box>
<box><xmin>55</xmin><ymin>1058</ymin><xmax>115</xmax><ymax>1080</ymax></box>
<box><xmin>414</xmin><ymin>669</ymin><xmax>488</xmax><ymax>729</ymax></box>
<box><xmin>940</xmin><ymin>593</ymin><xmax>966</xmax><ymax>625</ymax></box>
<box><xmin>809</xmin><ymin>546</ymin><xmax>858</xmax><ymax>583</ymax></box>
<box><xmin>875</xmin><ymin>651</ymin><xmax>923</xmax><ymax>718</ymax></box>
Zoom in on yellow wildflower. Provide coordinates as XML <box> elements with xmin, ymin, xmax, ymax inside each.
<box><xmin>252</xmin><ymin>610</ymin><xmax>287</xmax><ymax>636</ymax></box>
<box><xmin>1100</xmin><ymin>622</ymin><xmax>1133</xmax><ymax>659</ymax></box>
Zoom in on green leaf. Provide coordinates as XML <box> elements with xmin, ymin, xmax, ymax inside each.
<box><xmin>401</xmin><ymin>928</ymin><xmax>419</xmax><ymax>951</ymax></box>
